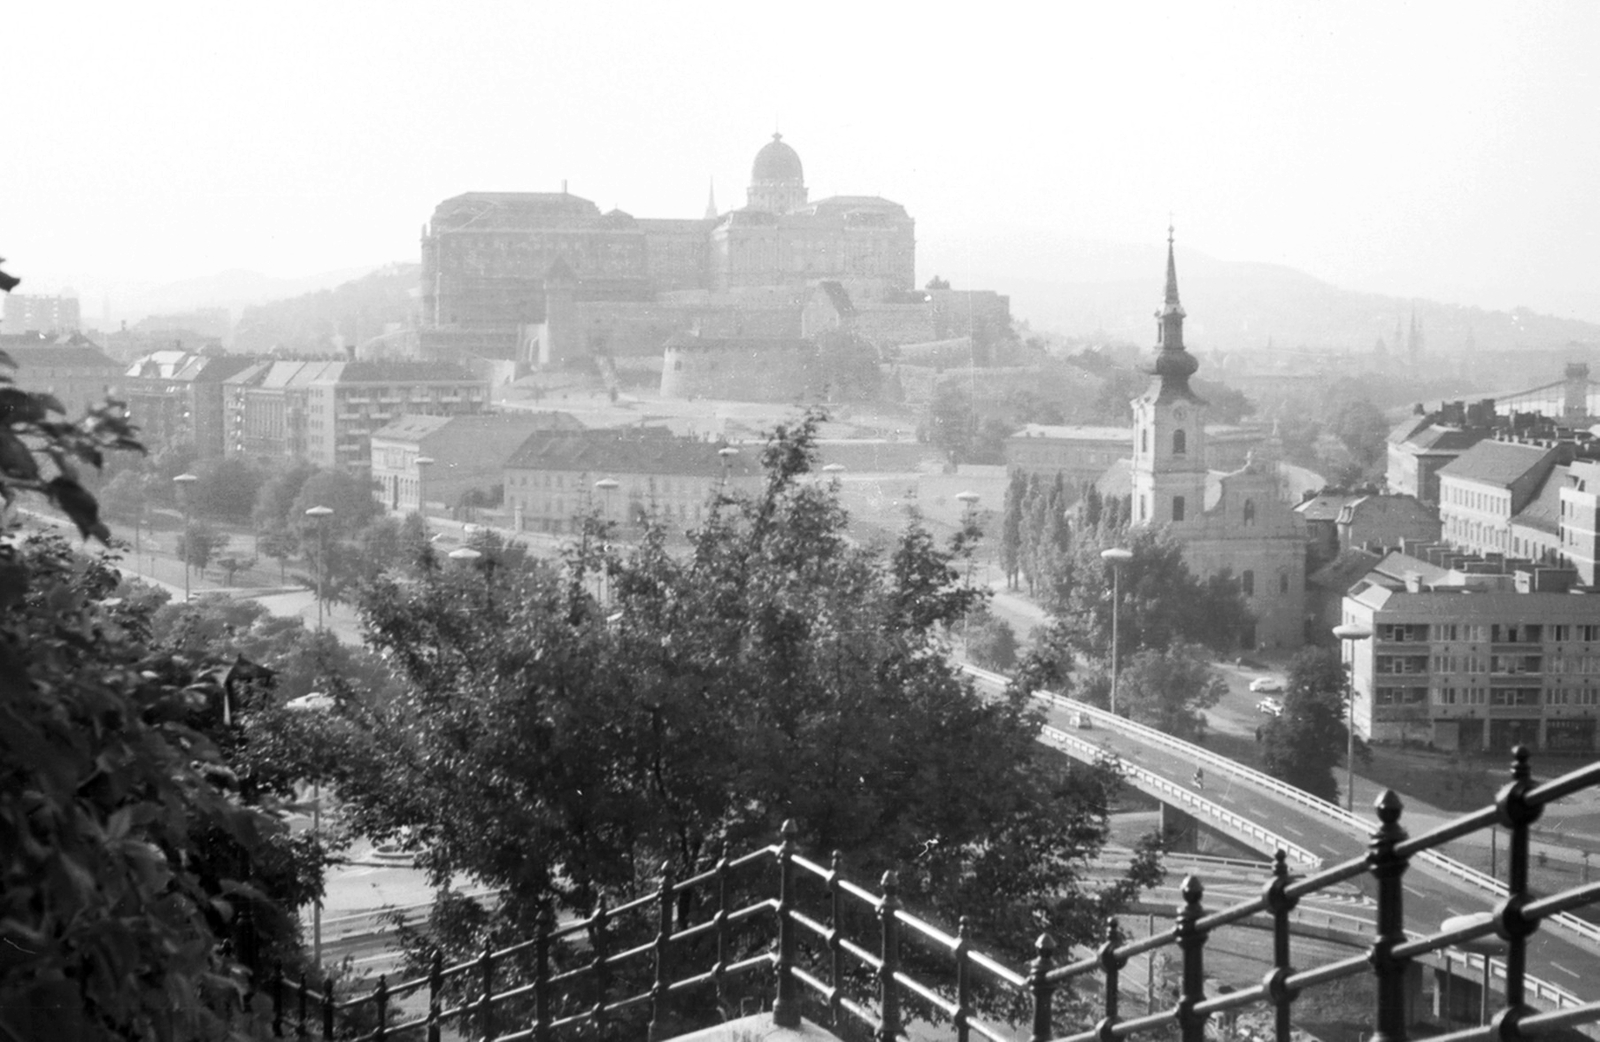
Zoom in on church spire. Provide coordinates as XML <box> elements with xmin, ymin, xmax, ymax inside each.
<box><xmin>1148</xmin><ymin>224</ymin><xmax>1199</xmax><ymax>398</ymax></box>
<box><xmin>705</xmin><ymin>178</ymin><xmax>718</xmax><ymax>220</ymax></box>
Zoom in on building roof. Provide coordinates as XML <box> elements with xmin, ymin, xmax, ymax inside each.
<box><xmin>1294</xmin><ymin>492</ymin><xmax>1354</xmax><ymax>523</ymax></box>
<box><xmin>506</xmin><ymin>430</ymin><xmax>761</xmax><ymax>478</ymax></box>
<box><xmin>1401</xmin><ymin>425</ymin><xmax>1488</xmax><ymax>454</ymax></box>
<box><xmin>1511</xmin><ymin>463</ymin><xmax>1568</xmax><ymax>535</ymax></box>
<box><xmin>372</xmin><ymin>411</ymin><xmax>583</xmax><ymax>444</ymax></box>
<box><xmin>1308</xmin><ymin>547</ymin><xmax>1383</xmax><ymax>594</ymax></box>
<box><xmin>3</xmin><ymin>345</ymin><xmax>119</xmax><ymax>369</ymax></box>
<box><xmin>1437</xmin><ymin>439</ymin><xmax>1555</xmax><ymax>489</ymax></box>
<box><xmin>751</xmin><ymin>133</ymin><xmax>803</xmax><ymax>183</ymax></box>
<box><xmin>1008</xmin><ymin>424</ymin><xmax>1132</xmax><ymax>443</ymax></box>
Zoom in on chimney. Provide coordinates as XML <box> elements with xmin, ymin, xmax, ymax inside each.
<box><xmin>1405</xmin><ymin>572</ymin><xmax>1423</xmax><ymax>593</ymax></box>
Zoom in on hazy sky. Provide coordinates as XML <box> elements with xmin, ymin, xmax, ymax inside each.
<box><xmin>8</xmin><ymin>2</ymin><xmax>1599</xmax><ymax>322</ymax></box>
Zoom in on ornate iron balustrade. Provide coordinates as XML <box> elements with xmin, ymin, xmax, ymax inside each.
<box><xmin>265</xmin><ymin>748</ymin><xmax>1600</xmax><ymax>1042</ymax></box>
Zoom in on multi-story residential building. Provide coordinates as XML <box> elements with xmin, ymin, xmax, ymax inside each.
<box><xmin>224</xmin><ymin>359</ymin><xmax>489</xmax><ymax>469</ymax></box>
<box><xmin>370</xmin><ymin>411</ymin><xmax>584</xmax><ymax>516</ymax></box>
<box><xmin>1342</xmin><ymin>544</ymin><xmax>1600</xmax><ymax>754</ymax></box>
<box><xmin>2</xmin><ymin>332</ymin><xmax>121</xmax><ymax>414</ymax></box>
<box><xmin>2</xmin><ymin>292</ymin><xmax>80</xmax><ymax>334</ymax></box>
<box><xmin>1436</xmin><ymin>439</ymin><xmax>1571</xmax><ymax>557</ymax></box>
<box><xmin>122</xmin><ymin>350</ymin><xmax>259</xmax><ymax>458</ymax></box>
<box><xmin>503</xmin><ymin>429</ymin><xmax>760</xmax><ymax>535</ymax></box>
<box><xmin>1560</xmin><ymin>460</ymin><xmax>1600</xmax><ymax>585</ymax></box>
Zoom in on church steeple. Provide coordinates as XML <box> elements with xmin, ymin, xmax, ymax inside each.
<box><xmin>1149</xmin><ymin>224</ymin><xmax>1199</xmax><ymax>398</ymax></box>
<box><xmin>705</xmin><ymin>178</ymin><xmax>718</xmax><ymax>220</ymax></box>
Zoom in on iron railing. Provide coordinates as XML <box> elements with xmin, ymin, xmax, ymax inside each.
<box><xmin>266</xmin><ymin>747</ymin><xmax>1600</xmax><ymax>1042</ymax></box>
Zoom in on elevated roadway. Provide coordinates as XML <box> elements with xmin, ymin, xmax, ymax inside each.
<box><xmin>961</xmin><ymin>665</ymin><xmax>1600</xmax><ymax>1010</ymax></box>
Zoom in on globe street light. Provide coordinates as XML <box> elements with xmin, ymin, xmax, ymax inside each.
<box><xmin>1101</xmin><ymin>547</ymin><xmax>1134</xmax><ymax>716</ymax></box>
<box><xmin>285</xmin><ymin>690</ymin><xmax>334</xmax><ymax>964</ymax></box>
<box><xmin>172</xmin><ymin>473</ymin><xmax>198</xmax><ymax>601</ymax></box>
<box><xmin>305</xmin><ymin>506</ymin><xmax>334</xmax><ymax>631</ymax></box>
<box><xmin>1333</xmin><ymin>622</ymin><xmax>1374</xmax><ymax>813</ymax></box>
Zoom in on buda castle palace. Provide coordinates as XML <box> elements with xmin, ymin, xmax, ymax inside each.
<box><xmin>417</xmin><ymin>135</ymin><xmax>1008</xmax><ymax>384</ymax></box>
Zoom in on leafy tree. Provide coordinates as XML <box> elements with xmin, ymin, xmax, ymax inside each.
<box><xmin>176</xmin><ymin>520</ymin><xmax>227</xmax><ymax>573</ymax></box>
<box><xmin>252</xmin><ymin>459</ymin><xmax>316</xmax><ymax>532</ymax></box>
<box><xmin>258</xmin><ymin>524</ymin><xmax>300</xmax><ymax>581</ymax></box>
<box><xmin>290</xmin><ymin>468</ymin><xmax>379</xmax><ymax>536</ymax></box>
<box><xmin>1037</xmin><ymin>525</ymin><xmax>1252</xmax><ymax>665</ymax></box>
<box><xmin>98</xmin><ymin>465</ymin><xmax>154</xmax><ymax>524</ymax></box>
<box><xmin>216</xmin><ymin>553</ymin><xmax>256</xmax><ymax>586</ymax></box>
<box><xmin>0</xmin><ymin>337</ymin><xmax>320</xmax><ymax>1038</ymax></box>
<box><xmin>190</xmin><ymin>455</ymin><xmax>264</xmax><ymax>524</ymax></box>
<box><xmin>965</xmin><ymin>606</ymin><xmax>1019</xmax><ymax>671</ymax></box>
<box><xmin>332</xmin><ymin>411</ymin><xmax>1156</xmax><ymax>1002</ymax></box>
<box><xmin>1108</xmin><ymin>642</ymin><xmax>1226</xmax><ymax>743</ymax></box>
<box><xmin>1260</xmin><ymin>646</ymin><xmax>1351</xmax><ymax>801</ymax></box>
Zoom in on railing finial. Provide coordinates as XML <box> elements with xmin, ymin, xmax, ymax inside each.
<box><xmin>1029</xmin><ymin>933</ymin><xmax>1056</xmax><ymax>1042</ymax></box>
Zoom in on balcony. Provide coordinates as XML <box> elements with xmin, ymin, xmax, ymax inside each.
<box><xmin>262</xmin><ymin>750</ymin><xmax>1600</xmax><ymax>1042</ymax></box>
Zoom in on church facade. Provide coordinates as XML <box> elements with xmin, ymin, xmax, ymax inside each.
<box><xmin>1130</xmin><ymin>233</ymin><xmax>1308</xmax><ymax>649</ymax></box>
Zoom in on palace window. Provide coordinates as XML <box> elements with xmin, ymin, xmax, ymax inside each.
<box><xmin>1173</xmin><ymin>429</ymin><xmax>1186</xmax><ymax>455</ymax></box>
<box><xmin>1173</xmin><ymin>495</ymin><xmax>1185</xmax><ymax>522</ymax></box>
<box><xmin>1243</xmin><ymin>499</ymin><xmax>1256</xmax><ymax>526</ymax></box>
<box><xmin>1242</xmin><ymin>570</ymin><xmax>1255</xmax><ymax>597</ymax></box>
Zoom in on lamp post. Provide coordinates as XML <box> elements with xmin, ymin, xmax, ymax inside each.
<box><xmin>717</xmin><ymin>446</ymin><xmax>739</xmax><ymax>492</ymax></box>
<box><xmin>1333</xmin><ymin>622</ymin><xmax>1374</xmax><ymax>813</ymax></box>
<box><xmin>285</xmin><ymin>691</ymin><xmax>335</xmax><ymax>966</ymax></box>
<box><xmin>956</xmin><ymin>491</ymin><xmax>981</xmax><ymax>651</ymax></box>
<box><xmin>305</xmin><ymin>506</ymin><xmax>334</xmax><ymax>631</ymax></box>
<box><xmin>593</xmin><ymin>479</ymin><xmax>619</xmax><ymax>604</ymax></box>
<box><xmin>1101</xmin><ymin>547</ymin><xmax>1133</xmax><ymax>716</ymax></box>
<box><xmin>173</xmin><ymin>473</ymin><xmax>198</xmax><ymax>601</ymax></box>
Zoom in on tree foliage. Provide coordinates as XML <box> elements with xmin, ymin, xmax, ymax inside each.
<box><xmin>1106</xmin><ymin>642</ymin><xmax>1227</xmax><ymax>743</ymax></box>
<box><xmin>1259</xmin><ymin>646</ymin><xmax>1351</xmax><ymax>802</ymax></box>
<box><xmin>333</xmin><ymin>411</ymin><xmax>1155</xmax><ymax>983</ymax></box>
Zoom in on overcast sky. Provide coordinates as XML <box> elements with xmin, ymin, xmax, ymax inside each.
<box><xmin>7</xmin><ymin>2</ymin><xmax>1598</xmax><ymax>322</ymax></box>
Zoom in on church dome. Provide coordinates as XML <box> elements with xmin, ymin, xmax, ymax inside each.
<box><xmin>751</xmin><ymin>133</ymin><xmax>803</xmax><ymax>183</ymax></box>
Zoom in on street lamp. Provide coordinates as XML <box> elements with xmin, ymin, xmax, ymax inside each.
<box><xmin>285</xmin><ymin>690</ymin><xmax>335</xmax><ymax>966</ymax></box>
<box><xmin>1101</xmin><ymin>547</ymin><xmax>1133</xmax><ymax>716</ymax></box>
<box><xmin>305</xmin><ymin>506</ymin><xmax>334</xmax><ymax>631</ymax></box>
<box><xmin>955</xmin><ymin>491</ymin><xmax>981</xmax><ymax>651</ymax></box>
<box><xmin>1333</xmin><ymin>622</ymin><xmax>1374</xmax><ymax>813</ymax></box>
<box><xmin>173</xmin><ymin>473</ymin><xmax>198</xmax><ymax>601</ymax></box>
<box><xmin>594</xmin><ymin>477</ymin><xmax>619</xmax><ymax>522</ymax></box>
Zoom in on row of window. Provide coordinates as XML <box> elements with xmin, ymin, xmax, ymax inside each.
<box><xmin>1416</xmin><ymin>686</ymin><xmax>1600</xmax><ymax>706</ymax></box>
<box><xmin>1388</xmin><ymin>623</ymin><xmax>1600</xmax><ymax>644</ymax></box>
<box><xmin>1442</xmin><ymin>484</ymin><xmax>1509</xmax><ymax>515</ymax></box>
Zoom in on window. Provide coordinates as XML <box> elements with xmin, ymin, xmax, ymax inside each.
<box><xmin>1279</xmin><ymin>571</ymin><xmax>1290</xmax><ymax>595</ymax></box>
<box><xmin>1141</xmin><ymin>429</ymin><xmax>1148</xmax><ymax>454</ymax></box>
<box><xmin>1242</xmin><ymin>570</ymin><xmax>1255</xmax><ymax>596</ymax></box>
<box><xmin>1243</xmin><ymin>499</ymin><xmax>1256</xmax><ymax>526</ymax></box>
<box><xmin>1173</xmin><ymin>495</ymin><xmax>1185</xmax><ymax>522</ymax></box>
<box><xmin>1173</xmin><ymin>429</ymin><xmax>1186</xmax><ymax>455</ymax></box>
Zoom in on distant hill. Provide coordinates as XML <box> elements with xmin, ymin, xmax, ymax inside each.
<box><xmin>231</xmin><ymin>263</ymin><xmax>419</xmax><ymax>356</ymax></box>
<box><xmin>128</xmin><ymin>265</ymin><xmax>386</xmax><ymax>319</ymax></box>
<box><xmin>924</xmin><ymin>238</ymin><xmax>1600</xmax><ymax>354</ymax></box>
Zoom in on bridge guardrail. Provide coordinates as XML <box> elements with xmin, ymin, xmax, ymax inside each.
<box><xmin>960</xmin><ymin>663</ymin><xmax>1600</xmax><ymax>951</ymax></box>
<box><xmin>1039</xmin><ymin>724</ymin><xmax>1323</xmax><ymax>870</ymax></box>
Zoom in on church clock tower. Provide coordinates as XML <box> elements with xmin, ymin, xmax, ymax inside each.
<box><xmin>1131</xmin><ymin>227</ymin><xmax>1208</xmax><ymax>527</ymax></box>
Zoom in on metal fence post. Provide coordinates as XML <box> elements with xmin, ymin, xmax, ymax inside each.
<box><xmin>829</xmin><ymin>851</ymin><xmax>845</xmax><ymax>1028</ymax></box>
<box><xmin>426</xmin><ymin>950</ymin><xmax>443</xmax><ymax>1042</ymax></box>
<box><xmin>272</xmin><ymin>963</ymin><xmax>284</xmax><ymax>1038</ymax></box>
<box><xmin>774</xmin><ymin>820</ymin><xmax>801</xmax><ymax>1029</ymax></box>
<box><xmin>1492</xmin><ymin>745</ymin><xmax>1540</xmax><ymax>1039</ymax></box>
<box><xmin>1175</xmin><ymin>875</ymin><xmax>1208</xmax><ymax>1042</ymax></box>
<box><xmin>878</xmin><ymin>870</ymin><xmax>902</xmax><ymax>1042</ymax></box>
<box><xmin>535</xmin><ymin>908</ymin><xmax>552</xmax><ymax>1042</ymax></box>
<box><xmin>480</xmin><ymin>939</ymin><xmax>496</xmax><ymax>1042</ymax></box>
<box><xmin>649</xmin><ymin>861</ymin><xmax>676</xmax><ymax>1042</ymax></box>
<box><xmin>1263</xmin><ymin>850</ymin><xmax>1297</xmax><ymax>1042</ymax></box>
<box><xmin>1029</xmin><ymin>932</ymin><xmax>1056</xmax><ymax>1042</ymax></box>
<box><xmin>297</xmin><ymin>971</ymin><xmax>308</xmax><ymax>1040</ymax></box>
<box><xmin>322</xmin><ymin>978</ymin><xmax>335</xmax><ymax>1041</ymax></box>
<box><xmin>953</xmin><ymin>917</ymin><xmax>972</xmax><ymax>1042</ymax></box>
<box><xmin>1368</xmin><ymin>790</ymin><xmax>1409</xmax><ymax>1042</ymax></box>
<box><xmin>593</xmin><ymin>896</ymin><xmax>610</xmax><ymax>1034</ymax></box>
<box><xmin>373</xmin><ymin>975</ymin><xmax>389</xmax><ymax>1042</ymax></box>
<box><xmin>1097</xmin><ymin>917</ymin><xmax>1124</xmax><ymax>1042</ymax></box>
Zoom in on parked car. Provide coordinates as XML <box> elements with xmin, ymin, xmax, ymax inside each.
<box><xmin>1256</xmin><ymin>697</ymin><xmax>1284</xmax><ymax>717</ymax></box>
<box><xmin>1249</xmin><ymin>677</ymin><xmax>1284</xmax><ymax>694</ymax></box>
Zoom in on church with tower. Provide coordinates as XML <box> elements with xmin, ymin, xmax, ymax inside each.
<box><xmin>1131</xmin><ymin>231</ymin><xmax>1308</xmax><ymax>648</ymax></box>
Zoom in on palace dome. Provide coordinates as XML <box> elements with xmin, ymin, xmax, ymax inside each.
<box><xmin>751</xmin><ymin>133</ymin><xmax>803</xmax><ymax>183</ymax></box>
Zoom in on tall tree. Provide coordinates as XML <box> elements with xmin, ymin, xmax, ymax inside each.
<box><xmin>1109</xmin><ymin>642</ymin><xmax>1227</xmax><ymax>743</ymax></box>
<box><xmin>1260</xmin><ymin>646</ymin><xmax>1351</xmax><ymax>802</ymax></box>
<box><xmin>333</xmin><ymin>411</ymin><xmax>1156</xmax><ymax>987</ymax></box>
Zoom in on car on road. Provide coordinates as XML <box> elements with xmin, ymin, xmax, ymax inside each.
<box><xmin>1256</xmin><ymin>697</ymin><xmax>1284</xmax><ymax>716</ymax></box>
<box><xmin>1248</xmin><ymin>677</ymin><xmax>1284</xmax><ymax>694</ymax></box>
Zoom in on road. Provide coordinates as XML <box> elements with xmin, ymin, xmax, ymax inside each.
<box><xmin>965</xmin><ymin>670</ymin><xmax>1600</xmax><ymax>1006</ymax></box>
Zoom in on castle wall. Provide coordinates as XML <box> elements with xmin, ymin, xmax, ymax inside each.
<box><xmin>661</xmin><ymin>339</ymin><xmax>817</xmax><ymax>402</ymax></box>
